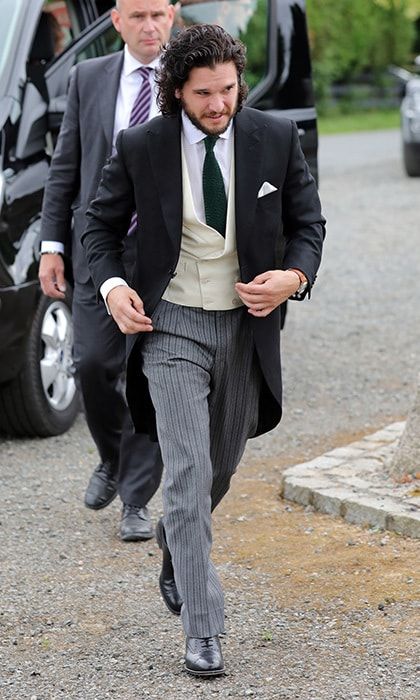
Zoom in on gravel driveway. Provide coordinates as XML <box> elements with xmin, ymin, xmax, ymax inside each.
<box><xmin>1</xmin><ymin>129</ymin><xmax>419</xmax><ymax>699</ymax></box>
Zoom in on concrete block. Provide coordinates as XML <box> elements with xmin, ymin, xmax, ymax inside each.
<box><xmin>311</xmin><ymin>487</ymin><xmax>352</xmax><ymax>517</ymax></box>
<box><xmin>338</xmin><ymin>476</ymin><xmax>378</xmax><ymax>491</ymax></box>
<box><xmin>281</xmin><ymin>476</ymin><xmax>332</xmax><ymax>506</ymax></box>
<box><xmin>324</xmin><ymin>446</ymin><xmax>365</xmax><ymax>459</ymax></box>
<box><xmin>281</xmin><ymin>478</ymin><xmax>312</xmax><ymax>506</ymax></box>
<box><xmin>386</xmin><ymin>511</ymin><xmax>420</xmax><ymax>538</ymax></box>
<box><xmin>342</xmin><ymin>496</ymin><xmax>388</xmax><ymax>530</ymax></box>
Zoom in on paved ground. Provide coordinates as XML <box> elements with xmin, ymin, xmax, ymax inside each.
<box><xmin>1</xmin><ymin>129</ymin><xmax>419</xmax><ymax>698</ymax></box>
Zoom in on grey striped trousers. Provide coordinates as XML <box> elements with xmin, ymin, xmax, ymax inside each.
<box><xmin>141</xmin><ymin>300</ymin><xmax>261</xmax><ymax>637</ymax></box>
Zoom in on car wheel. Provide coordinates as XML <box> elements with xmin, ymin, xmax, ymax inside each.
<box><xmin>403</xmin><ymin>142</ymin><xmax>420</xmax><ymax>177</ymax></box>
<box><xmin>0</xmin><ymin>293</ymin><xmax>79</xmax><ymax>437</ymax></box>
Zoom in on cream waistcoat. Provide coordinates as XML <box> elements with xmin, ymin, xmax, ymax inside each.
<box><xmin>162</xmin><ymin>140</ymin><xmax>243</xmax><ymax>310</ymax></box>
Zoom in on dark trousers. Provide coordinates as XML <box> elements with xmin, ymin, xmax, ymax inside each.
<box><xmin>72</xmin><ymin>278</ymin><xmax>163</xmax><ymax>507</ymax></box>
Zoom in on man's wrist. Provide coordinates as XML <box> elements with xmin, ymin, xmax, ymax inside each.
<box><xmin>40</xmin><ymin>241</ymin><xmax>65</xmax><ymax>255</ymax></box>
<box><xmin>100</xmin><ymin>277</ymin><xmax>128</xmax><ymax>315</ymax></box>
<box><xmin>286</xmin><ymin>268</ymin><xmax>308</xmax><ymax>297</ymax></box>
<box><xmin>286</xmin><ymin>268</ymin><xmax>307</xmax><ymax>285</ymax></box>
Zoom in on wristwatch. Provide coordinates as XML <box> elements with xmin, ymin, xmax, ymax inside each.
<box><xmin>287</xmin><ymin>268</ymin><xmax>308</xmax><ymax>296</ymax></box>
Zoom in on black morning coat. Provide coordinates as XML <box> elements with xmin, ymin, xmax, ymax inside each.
<box><xmin>82</xmin><ymin>107</ymin><xmax>326</xmax><ymax>440</ymax></box>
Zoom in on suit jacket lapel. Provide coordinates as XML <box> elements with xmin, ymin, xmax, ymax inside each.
<box><xmin>147</xmin><ymin>114</ymin><xmax>183</xmax><ymax>253</ymax></box>
<box><xmin>100</xmin><ymin>52</ymin><xmax>124</xmax><ymax>154</ymax></box>
<box><xmin>234</xmin><ymin>109</ymin><xmax>264</xmax><ymax>266</ymax></box>
<box><xmin>141</xmin><ymin>109</ymin><xmax>263</xmax><ymax>261</ymax></box>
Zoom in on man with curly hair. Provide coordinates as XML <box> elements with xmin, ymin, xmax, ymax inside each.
<box><xmin>82</xmin><ymin>23</ymin><xmax>325</xmax><ymax>676</ymax></box>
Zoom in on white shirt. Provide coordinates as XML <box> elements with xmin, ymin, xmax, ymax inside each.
<box><xmin>112</xmin><ymin>44</ymin><xmax>160</xmax><ymax>146</ymax></box>
<box><xmin>100</xmin><ymin>111</ymin><xmax>234</xmax><ymax>307</ymax></box>
<box><xmin>181</xmin><ymin>111</ymin><xmax>233</xmax><ymax>223</ymax></box>
<box><xmin>41</xmin><ymin>45</ymin><xmax>160</xmax><ymax>256</ymax></box>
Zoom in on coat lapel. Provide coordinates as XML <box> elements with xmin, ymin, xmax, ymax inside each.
<box><xmin>100</xmin><ymin>52</ymin><xmax>124</xmax><ymax>154</ymax></box>
<box><xmin>234</xmin><ymin>109</ymin><xmax>264</xmax><ymax>267</ymax></box>
<box><xmin>147</xmin><ymin>114</ymin><xmax>183</xmax><ymax>253</ymax></box>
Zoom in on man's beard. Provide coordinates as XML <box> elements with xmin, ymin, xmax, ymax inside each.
<box><xmin>180</xmin><ymin>98</ymin><xmax>237</xmax><ymax>136</ymax></box>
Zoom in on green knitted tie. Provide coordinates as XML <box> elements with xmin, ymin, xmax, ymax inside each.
<box><xmin>202</xmin><ymin>135</ymin><xmax>227</xmax><ymax>236</ymax></box>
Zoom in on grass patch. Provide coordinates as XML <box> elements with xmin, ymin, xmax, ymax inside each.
<box><xmin>318</xmin><ymin>109</ymin><xmax>400</xmax><ymax>135</ymax></box>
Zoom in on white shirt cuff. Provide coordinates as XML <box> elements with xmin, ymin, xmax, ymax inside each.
<box><xmin>41</xmin><ymin>241</ymin><xmax>65</xmax><ymax>254</ymax></box>
<box><xmin>100</xmin><ymin>277</ymin><xmax>128</xmax><ymax>315</ymax></box>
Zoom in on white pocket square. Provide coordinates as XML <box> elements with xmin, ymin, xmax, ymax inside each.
<box><xmin>257</xmin><ymin>181</ymin><xmax>278</xmax><ymax>198</ymax></box>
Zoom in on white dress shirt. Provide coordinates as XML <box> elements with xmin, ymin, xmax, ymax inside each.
<box><xmin>100</xmin><ymin>112</ymin><xmax>234</xmax><ymax>307</ymax></box>
<box><xmin>112</xmin><ymin>44</ymin><xmax>160</xmax><ymax>146</ymax></box>
<box><xmin>181</xmin><ymin>111</ymin><xmax>233</xmax><ymax>223</ymax></box>
<box><xmin>41</xmin><ymin>45</ymin><xmax>160</xmax><ymax>256</ymax></box>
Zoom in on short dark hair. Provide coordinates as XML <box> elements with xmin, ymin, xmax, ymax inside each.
<box><xmin>156</xmin><ymin>24</ymin><xmax>248</xmax><ymax>116</ymax></box>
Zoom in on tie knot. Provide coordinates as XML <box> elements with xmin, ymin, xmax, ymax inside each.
<box><xmin>204</xmin><ymin>135</ymin><xmax>218</xmax><ymax>153</ymax></box>
<box><xmin>138</xmin><ymin>66</ymin><xmax>153</xmax><ymax>81</ymax></box>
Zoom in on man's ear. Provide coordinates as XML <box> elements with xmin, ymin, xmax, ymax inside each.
<box><xmin>110</xmin><ymin>8</ymin><xmax>121</xmax><ymax>34</ymax></box>
<box><xmin>168</xmin><ymin>4</ymin><xmax>176</xmax><ymax>25</ymax></box>
<box><xmin>175</xmin><ymin>87</ymin><xmax>181</xmax><ymax>100</ymax></box>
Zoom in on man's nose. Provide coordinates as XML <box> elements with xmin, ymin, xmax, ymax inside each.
<box><xmin>208</xmin><ymin>95</ymin><xmax>225</xmax><ymax>112</ymax></box>
<box><xmin>143</xmin><ymin>16</ymin><xmax>156</xmax><ymax>32</ymax></box>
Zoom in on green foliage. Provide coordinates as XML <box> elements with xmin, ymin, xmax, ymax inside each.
<box><xmin>306</xmin><ymin>0</ymin><xmax>416</xmax><ymax>107</ymax></box>
<box><xmin>240</xmin><ymin>0</ymin><xmax>268</xmax><ymax>90</ymax></box>
<box><xmin>318</xmin><ymin>108</ymin><xmax>400</xmax><ymax>134</ymax></box>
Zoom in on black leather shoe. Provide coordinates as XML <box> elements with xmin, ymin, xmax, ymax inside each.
<box><xmin>119</xmin><ymin>504</ymin><xmax>154</xmax><ymax>541</ymax></box>
<box><xmin>84</xmin><ymin>462</ymin><xmax>118</xmax><ymax>510</ymax></box>
<box><xmin>155</xmin><ymin>519</ymin><xmax>182</xmax><ymax>616</ymax></box>
<box><xmin>185</xmin><ymin>636</ymin><xmax>225</xmax><ymax>677</ymax></box>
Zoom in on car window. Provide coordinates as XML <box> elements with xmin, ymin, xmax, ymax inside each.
<box><xmin>178</xmin><ymin>0</ymin><xmax>268</xmax><ymax>89</ymax></box>
<box><xmin>75</xmin><ymin>24</ymin><xmax>124</xmax><ymax>63</ymax></box>
<box><xmin>93</xmin><ymin>0</ymin><xmax>116</xmax><ymax>15</ymax></box>
<box><xmin>42</xmin><ymin>1</ymin><xmax>78</xmax><ymax>55</ymax></box>
<box><xmin>0</xmin><ymin>0</ymin><xmax>26</xmax><ymax>83</ymax></box>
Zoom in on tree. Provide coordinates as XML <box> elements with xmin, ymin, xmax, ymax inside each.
<box><xmin>305</xmin><ymin>0</ymin><xmax>415</xmax><ymax>103</ymax></box>
<box><xmin>391</xmin><ymin>372</ymin><xmax>420</xmax><ymax>478</ymax></box>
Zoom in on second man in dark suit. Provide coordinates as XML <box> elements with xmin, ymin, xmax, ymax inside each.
<box><xmin>39</xmin><ymin>0</ymin><xmax>175</xmax><ymax>540</ymax></box>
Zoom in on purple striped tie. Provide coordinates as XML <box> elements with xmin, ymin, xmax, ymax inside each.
<box><xmin>127</xmin><ymin>67</ymin><xmax>153</xmax><ymax>235</ymax></box>
<box><xmin>129</xmin><ymin>66</ymin><xmax>153</xmax><ymax>126</ymax></box>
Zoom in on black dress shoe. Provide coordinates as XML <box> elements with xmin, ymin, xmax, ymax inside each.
<box><xmin>185</xmin><ymin>636</ymin><xmax>225</xmax><ymax>677</ymax></box>
<box><xmin>155</xmin><ymin>519</ymin><xmax>182</xmax><ymax>616</ymax></box>
<box><xmin>119</xmin><ymin>504</ymin><xmax>154</xmax><ymax>541</ymax></box>
<box><xmin>84</xmin><ymin>462</ymin><xmax>118</xmax><ymax>510</ymax></box>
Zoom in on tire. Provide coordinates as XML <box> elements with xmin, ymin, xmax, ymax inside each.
<box><xmin>0</xmin><ymin>293</ymin><xmax>79</xmax><ymax>437</ymax></box>
<box><xmin>403</xmin><ymin>143</ymin><xmax>420</xmax><ymax>177</ymax></box>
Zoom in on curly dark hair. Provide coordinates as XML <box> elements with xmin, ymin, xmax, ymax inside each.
<box><xmin>156</xmin><ymin>24</ymin><xmax>248</xmax><ymax>116</ymax></box>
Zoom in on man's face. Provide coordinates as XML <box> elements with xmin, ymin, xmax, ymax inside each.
<box><xmin>175</xmin><ymin>62</ymin><xmax>240</xmax><ymax>136</ymax></box>
<box><xmin>111</xmin><ymin>0</ymin><xmax>175</xmax><ymax>64</ymax></box>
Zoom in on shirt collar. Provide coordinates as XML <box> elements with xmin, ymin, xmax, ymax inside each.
<box><xmin>123</xmin><ymin>44</ymin><xmax>161</xmax><ymax>76</ymax></box>
<box><xmin>181</xmin><ymin>110</ymin><xmax>234</xmax><ymax>145</ymax></box>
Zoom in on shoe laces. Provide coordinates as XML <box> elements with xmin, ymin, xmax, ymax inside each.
<box><xmin>200</xmin><ymin>637</ymin><xmax>215</xmax><ymax>650</ymax></box>
<box><xmin>97</xmin><ymin>462</ymin><xmax>116</xmax><ymax>476</ymax></box>
<box><xmin>123</xmin><ymin>504</ymin><xmax>147</xmax><ymax>519</ymax></box>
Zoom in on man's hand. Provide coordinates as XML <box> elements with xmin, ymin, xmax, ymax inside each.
<box><xmin>107</xmin><ymin>286</ymin><xmax>153</xmax><ymax>334</ymax></box>
<box><xmin>235</xmin><ymin>270</ymin><xmax>301</xmax><ymax>317</ymax></box>
<box><xmin>39</xmin><ymin>253</ymin><xmax>66</xmax><ymax>299</ymax></box>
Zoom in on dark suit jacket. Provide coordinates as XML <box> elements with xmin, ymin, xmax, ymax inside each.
<box><xmin>82</xmin><ymin>107</ymin><xmax>325</xmax><ymax>438</ymax></box>
<box><xmin>41</xmin><ymin>52</ymin><xmax>125</xmax><ymax>283</ymax></box>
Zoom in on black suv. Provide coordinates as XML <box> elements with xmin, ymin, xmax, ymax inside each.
<box><xmin>0</xmin><ymin>0</ymin><xmax>318</xmax><ymax>437</ymax></box>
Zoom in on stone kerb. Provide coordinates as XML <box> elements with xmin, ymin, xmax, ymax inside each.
<box><xmin>280</xmin><ymin>422</ymin><xmax>420</xmax><ymax>538</ymax></box>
